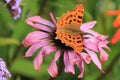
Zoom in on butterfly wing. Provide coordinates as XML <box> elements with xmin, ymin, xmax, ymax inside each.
<box><xmin>57</xmin><ymin>4</ymin><xmax>84</xmax><ymax>28</ymax></box>
<box><xmin>56</xmin><ymin>4</ymin><xmax>84</xmax><ymax>52</ymax></box>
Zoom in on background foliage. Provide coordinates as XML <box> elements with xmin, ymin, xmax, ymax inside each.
<box><xmin>0</xmin><ymin>0</ymin><xmax>120</xmax><ymax>80</ymax></box>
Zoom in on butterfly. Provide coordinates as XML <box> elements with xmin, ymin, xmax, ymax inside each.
<box><xmin>55</xmin><ymin>4</ymin><xmax>84</xmax><ymax>53</ymax></box>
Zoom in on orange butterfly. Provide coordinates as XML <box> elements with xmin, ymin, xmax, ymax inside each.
<box><xmin>56</xmin><ymin>4</ymin><xmax>84</xmax><ymax>52</ymax></box>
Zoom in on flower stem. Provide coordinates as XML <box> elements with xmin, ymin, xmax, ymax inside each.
<box><xmin>38</xmin><ymin>0</ymin><xmax>48</xmax><ymax>15</ymax></box>
<box><xmin>48</xmin><ymin>76</ymin><xmax>56</xmax><ymax>80</ymax></box>
<box><xmin>58</xmin><ymin>52</ymin><xmax>64</xmax><ymax>76</ymax></box>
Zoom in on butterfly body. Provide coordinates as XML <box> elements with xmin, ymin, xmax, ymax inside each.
<box><xmin>56</xmin><ymin>4</ymin><xmax>84</xmax><ymax>52</ymax></box>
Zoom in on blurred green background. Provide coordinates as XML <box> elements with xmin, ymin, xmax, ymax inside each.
<box><xmin>0</xmin><ymin>0</ymin><xmax>120</xmax><ymax>80</ymax></box>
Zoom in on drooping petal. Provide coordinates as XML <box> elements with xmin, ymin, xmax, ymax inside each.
<box><xmin>84</xmin><ymin>48</ymin><xmax>103</xmax><ymax>72</ymax></box>
<box><xmin>80</xmin><ymin>52</ymin><xmax>91</xmax><ymax>64</ymax></box>
<box><xmin>113</xmin><ymin>14</ymin><xmax>120</xmax><ymax>28</ymax></box>
<box><xmin>68</xmin><ymin>51</ymin><xmax>78</xmax><ymax>65</ymax></box>
<box><xmin>98</xmin><ymin>47</ymin><xmax>109</xmax><ymax>63</ymax></box>
<box><xmin>76</xmin><ymin>57</ymin><xmax>84</xmax><ymax>78</ymax></box>
<box><xmin>33</xmin><ymin>51</ymin><xmax>43</xmax><ymax>70</ymax></box>
<box><xmin>111</xmin><ymin>28</ymin><xmax>120</xmax><ymax>44</ymax></box>
<box><xmin>25</xmin><ymin>16</ymin><xmax>55</xmax><ymax>29</ymax></box>
<box><xmin>97</xmin><ymin>41</ymin><xmax>109</xmax><ymax>63</ymax></box>
<box><xmin>33</xmin><ymin>45</ymin><xmax>57</xmax><ymax>70</ymax></box>
<box><xmin>24</xmin><ymin>41</ymin><xmax>49</xmax><ymax>57</ymax></box>
<box><xmin>48</xmin><ymin>50</ymin><xmax>61</xmax><ymax>78</ymax></box>
<box><xmin>64</xmin><ymin>51</ymin><xmax>75</xmax><ymax>74</ymax></box>
<box><xmin>22</xmin><ymin>31</ymin><xmax>50</xmax><ymax>47</ymax></box>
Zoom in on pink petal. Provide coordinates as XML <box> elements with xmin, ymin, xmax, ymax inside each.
<box><xmin>80</xmin><ymin>21</ymin><xmax>97</xmax><ymax>32</ymax></box>
<box><xmin>98</xmin><ymin>47</ymin><xmax>109</xmax><ymax>63</ymax></box>
<box><xmin>49</xmin><ymin>12</ymin><xmax>57</xmax><ymax>29</ymax></box>
<box><xmin>98</xmin><ymin>41</ymin><xmax>110</xmax><ymax>50</ymax></box>
<box><xmin>24</xmin><ymin>41</ymin><xmax>49</xmax><ymax>57</ymax></box>
<box><xmin>22</xmin><ymin>31</ymin><xmax>50</xmax><ymax>47</ymax></box>
<box><xmin>26</xmin><ymin>20</ymin><xmax>53</xmax><ymax>32</ymax></box>
<box><xmin>68</xmin><ymin>51</ymin><xmax>78</xmax><ymax>65</ymax></box>
<box><xmin>22</xmin><ymin>39</ymin><xmax>40</xmax><ymax>47</ymax></box>
<box><xmin>33</xmin><ymin>45</ymin><xmax>57</xmax><ymax>70</ymax></box>
<box><xmin>97</xmin><ymin>35</ymin><xmax>109</xmax><ymax>41</ymax></box>
<box><xmin>33</xmin><ymin>51</ymin><xmax>43</xmax><ymax>70</ymax></box>
<box><xmin>34</xmin><ymin>24</ymin><xmax>54</xmax><ymax>32</ymax></box>
<box><xmin>84</xmin><ymin>48</ymin><xmax>103</xmax><ymax>72</ymax></box>
<box><xmin>48</xmin><ymin>50</ymin><xmax>61</xmax><ymax>77</ymax></box>
<box><xmin>64</xmin><ymin>51</ymin><xmax>75</xmax><ymax>74</ymax></box>
<box><xmin>47</xmin><ymin>60</ymin><xmax>58</xmax><ymax>78</ymax></box>
<box><xmin>83</xmin><ymin>39</ymin><xmax>98</xmax><ymax>52</ymax></box>
<box><xmin>25</xmin><ymin>16</ymin><xmax>55</xmax><ymax>28</ymax></box>
<box><xmin>83</xmin><ymin>33</ymin><xmax>110</xmax><ymax>54</ymax></box>
<box><xmin>80</xmin><ymin>21</ymin><xmax>107</xmax><ymax>38</ymax></box>
<box><xmin>98</xmin><ymin>41</ymin><xmax>109</xmax><ymax>63</ymax></box>
<box><xmin>40</xmin><ymin>45</ymin><xmax>57</xmax><ymax>56</ymax></box>
<box><xmin>80</xmin><ymin>52</ymin><xmax>91</xmax><ymax>64</ymax></box>
<box><xmin>84</xmin><ymin>34</ymin><xmax>108</xmax><ymax>41</ymax></box>
<box><xmin>76</xmin><ymin>58</ymin><xmax>84</xmax><ymax>78</ymax></box>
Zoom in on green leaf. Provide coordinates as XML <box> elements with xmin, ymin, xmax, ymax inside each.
<box><xmin>8</xmin><ymin>0</ymin><xmax>38</xmax><ymax>60</ymax></box>
<box><xmin>84</xmin><ymin>11</ymin><xmax>93</xmax><ymax>22</ymax></box>
<box><xmin>10</xmin><ymin>58</ymin><xmax>49</xmax><ymax>79</ymax></box>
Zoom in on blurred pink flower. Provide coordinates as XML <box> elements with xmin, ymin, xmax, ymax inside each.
<box><xmin>22</xmin><ymin>13</ymin><xmax>110</xmax><ymax>78</ymax></box>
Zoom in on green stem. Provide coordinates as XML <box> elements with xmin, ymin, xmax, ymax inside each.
<box><xmin>48</xmin><ymin>76</ymin><xmax>56</xmax><ymax>80</ymax></box>
<box><xmin>58</xmin><ymin>51</ymin><xmax>64</xmax><ymax>76</ymax></box>
<box><xmin>37</xmin><ymin>0</ymin><xmax>48</xmax><ymax>15</ymax></box>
